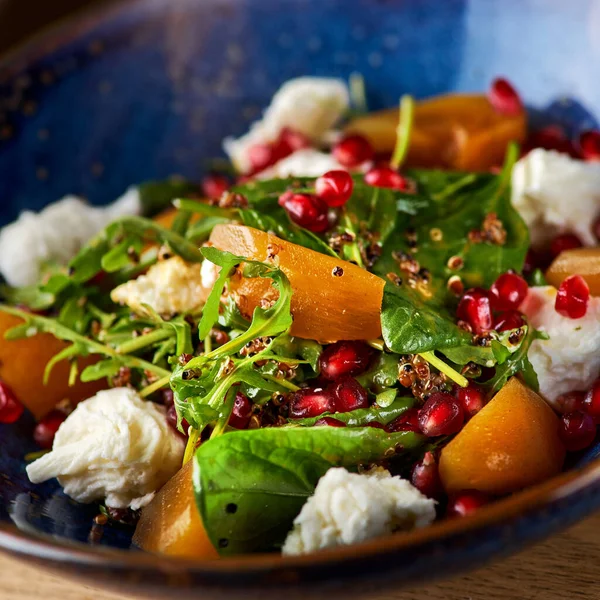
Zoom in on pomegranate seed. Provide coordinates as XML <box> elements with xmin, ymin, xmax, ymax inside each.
<box><xmin>385</xmin><ymin>408</ymin><xmax>420</xmax><ymax>433</ymax></box>
<box><xmin>457</xmin><ymin>288</ymin><xmax>493</xmax><ymax>334</ymax></box>
<box><xmin>557</xmin><ymin>390</ymin><xmax>586</xmax><ymax>415</ymax></box>
<box><xmin>418</xmin><ymin>392</ymin><xmax>465</xmax><ymax>437</ymax></box>
<box><xmin>201</xmin><ymin>173</ymin><xmax>229</xmax><ymax>199</ymax></box>
<box><xmin>278</xmin><ymin>191</ymin><xmax>329</xmax><ymax>233</ymax></box>
<box><xmin>364</xmin><ymin>166</ymin><xmax>409</xmax><ymax>191</ymax></box>
<box><xmin>593</xmin><ymin>216</ymin><xmax>600</xmax><ymax>242</ymax></box>
<box><xmin>555</xmin><ymin>275</ymin><xmax>590</xmax><ymax>319</ymax></box>
<box><xmin>314</xmin><ymin>416</ymin><xmax>346</xmax><ymax>427</ymax></box>
<box><xmin>318</xmin><ymin>341</ymin><xmax>374</xmax><ymax>381</ymax></box>
<box><xmin>550</xmin><ymin>233</ymin><xmax>583</xmax><ymax>259</ymax></box>
<box><xmin>488</xmin><ymin>77</ymin><xmax>523</xmax><ymax>116</ymax></box>
<box><xmin>584</xmin><ymin>380</ymin><xmax>600</xmax><ymax>424</ymax></box>
<box><xmin>228</xmin><ymin>392</ymin><xmax>253</xmax><ymax>429</ymax></box>
<box><xmin>166</xmin><ymin>403</ymin><xmax>190</xmax><ymax>437</ymax></box>
<box><xmin>455</xmin><ymin>384</ymin><xmax>485</xmax><ymax>419</ymax></box>
<box><xmin>559</xmin><ymin>411</ymin><xmax>596</xmax><ymax>451</ymax></box>
<box><xmin>0</xmin><ymin>381</ymin><xmax>23</xmax><ymax>424</ymax></box>
<box><xmin>522</xmin><ymin>247</ymin><xmax>551</xmax><ymax>277</ymax></box>
<box><xmin>523</xmin><ymin>125</ymin><xmax>578</xmax><ymax>157</ymax></box>
<box><xmin>578</xmin><ymin>129</ymin><xmax>600</xmax><ymax>161</ymax></box>
<box><xmin>162</xmin><ymin>389</ymin><xmax>174</xmax><ymax>406</ymax></box>
<box><xmin>447</xmin><ymin>491</ymin><xmax>489</xmax><ymax>517</ymax></box>
<box><xmin>315</xmin><ymin>170</ymin><xmax>354</xmax><ymax>208</ymax></box>
<box><xmin>275</xmin><ymin>127</ymin><xmax>310</xmax><ymax>157</ymax></box>
<box><xmin>289</xmin><ymin>386</ymin><xmax>335</xmax><ymax>419</ymax></box>
<box><xmin>33</xmin><ymin>410</ymin><xmax>66</xmax><ymax>449</ymax></box>
<box><xmin>248</xmin><ymin>142</ymin><xmax>276</xmax><ymax>173</ymax></box>
<box><xmin>332</xmin><ymin>134</ymin><xmax>374</xmax><ymax>167</ymax></box>
<box><xmin>494</xmin><ymin>310</ymin><xmax>525</xmax><ymax>332</ymax></box>
<box><xmin>332</xmin><ymin>376</ymin><xmax>369</xmax><ymax>413</ymax></box>
<box><xmin>365</xmin><ymin>421</ymin><xmax>386</xmax><ymax>429</ymax></box>
<box><xmin>489</xmin><ymin>272</ymin><xmax>528</xmax><ymax>311</ymax></box>
<box><xmin>411</xmin><ymin>451</ymin><xmax>443</xmax><ymax>499</ymax></box>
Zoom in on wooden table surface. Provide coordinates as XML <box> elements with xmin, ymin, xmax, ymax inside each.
<box><xmin>2</xmin><ymin>512</ymin><xmax>600</xmax><ymax>600</ymax></box>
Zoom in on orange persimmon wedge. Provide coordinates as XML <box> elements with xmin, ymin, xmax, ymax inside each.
<box><xmin>133</xmin><ymin>460</ymin><xmax>219</xmax><ymax>559</ymax></box>
<box><xmin>344</xmin><ymin>93</ymin><xmax>526</xmax><ymax>171</ymax></box>
<box><xmin>439</xmin><ymin>378</ymin><xmax>565</xmax><ymax>495</ymax></box>
<box><xmin>0</xmin><ymin>312</ymin><xmax>105</xmax><ymax>419</ymax></box>
<box><xmin>545</xmin><ymin>247</ymin><xmax>600</xmax><ymax>295</ymax></box>
<box><xmin>209</xmin><ymin>224</ymin><xmax>385</xmax><ymax>342</ymax></box>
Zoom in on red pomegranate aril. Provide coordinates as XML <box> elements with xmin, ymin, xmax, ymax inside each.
<box><xmin>488</xmin><ymin>77</ymin><xmax>523</xmax><ymax>116</ymax></box>
<box><xmin>332</xmin><ymin>134</ymin><xmax>374</xmax><ymax>167</ymax></box>
<box><xmin>584</xmin><ymin>380</ymin><xmax>600</xmax><ymax>424</ymax></box>
<box><xmin>411</xmin><ymin>451</ymin><xmax>443</xmax><ymax>499</ymax></box>
<box><xmin>578</xmin><ymin>129</ymin><xmax>600</xmax><ymax>162</ymax></box>
<box><xmin>314</xmin><ymin>416</ymin><xmax>346</xmax><ymax>427</ymax></box>
<box><xmin>318</xmin><ymin>340</ymin><xmax>374</xmax><ymax>381</ymax></box>
<box><xmin>550</xmin><ymin>233</ymin><xmax>583</xmax><ymax>259</ymax></box>
<box><xmin>489</xmin><ymin>272</ymin><xmax>528</xmax><ymax>311</ymax></box>
<box><xmin>457</xmin><ymin>288</ymin><xmax>493</xmax><ymax>334</ymax></box>
<box><xmin>559</xmin><ymin>411</ymin><xmax>596</xmax><ymax>452</ymax></box>
<box><xmin>33</xmin><ymin>410</ymin><xmax>66</xmax><ymax>450</ymax></box>
<box><xmin>447</xmin><ymin>491</ymin><xmax>490</xmax><ymax>517</ymax></box>
<box><xmin>201</xmin><ymin>173</ymin><xmax>230</xmax><ymax>199</ymax></box>
<box><xmin>557</xmin><ymin>390</ymin><xmax>586</xmax><ymax>415</ymax></box>
<box><xmin>385</xmin><ymin>408</ymin><xmax>420</xmax><ymax>433</ymax></box>
<box><xmin>494</xmin><ymin>310</ymin><xmax>525</xmax><ymax>332</ymax></box>
<box><xmin>228</xmin><ymin>392</ymin><xmax>253</xmax><ymax>429</ymax></box>
<box><xmin>0</xmin><ymin>381</ymin><xmax>24</xmax><ymax>424</ymax></box>
<box><xmin>248</xmin><ymin>142</ymin><xmax>276</xmax><ymax>173</ymax></box>
<box><xmin>166</xmin><ymin>403</ymin><xmax>190</xmax><ymax>436</ymax></box>
<box><xmin>364</xmin><ymin>166</ymin><xmax>409</xmax><ymax>191</ymax></box>
<box><xmin>555</xmin><ymin>275</ymin><xmax>590</xmax><ymax>319</ymax></box>
<box><xmin>332</xmin><ymin>376</ymin><xmax>369</xmax><ymax>413</ymax></box>
<box><xmin>524</xmin><ymin>125</ymin><xmax>576</xmax><ymax>156</ymax></box>
<box><xmin>455</xmin><ymin>384</ymin><xmax>485</xmax><ymax>419</ymax></box>
<box><xmin>276</xmin><ymin>127</ymin><xmax>310</xmax><ymax>157</ymax></box>
<box><xmin>315</xmin><ymin>170</ymin><xmax>354</xmax><ymax>208</ymax></box>
<box><xmin>278</xmin><ymin>191</ymin><xmax>329</xmax><ymax>233</ymax></box>
<box><xmin>365</xmin><ymin>421</ymin><xmax>386</xmax><ymax>429</ymax></box>
<box><xmin>289</xmin><ymin>387</ymin><xmax>335</xmax><ymax>419</ymax></box>
<box><xmin>593</xmin><ymin>215</ymin><xmax>600</xmax><ymax>242</ymax></box>
<box><xmin>418</xmin><ymin>392</ymin><xmax>465</xmax><ymax>437</ymax></box>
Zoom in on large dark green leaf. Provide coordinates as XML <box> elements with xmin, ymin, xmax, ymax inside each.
<box><xmin>193</xmin><ymin>426</ymin><xmax>424</xmax><ymax>555</ymax></box>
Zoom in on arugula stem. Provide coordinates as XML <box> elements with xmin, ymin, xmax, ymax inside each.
<box><xmin>419</xmin><ymin>351</ymin><xmax>468</xmax><ymax>388</ymax></box>
<box><xmin>183</xmin><ymin>428</ymin><xmax>200</xmax><ymax>465</ymax></box>
<box><xmin>340</xmin><ymin>213</ymin><xmax>365</xmax><ymax>269</ymax></box>
<box><xmin>367</xmin><ymin>339</ymin><xmax>385</xmax><ymax>351</ymax></box>
<box><xmin>0</xmin><ymin>305</ymin><xmax>170</xmax><ymax>379</ymax></box>
<box><xmin>261</xmin><ymin>373</ymin><xmax>300</xmax><ymax>392</ymax></box>
<box><xmin>204</xmin><ymin>334</ymin><xmax>213</xmax><ymax>355</ymax></box>
<box><xmin>391</xmin><ymin>95</ymin><xmax>415</xmax><ymax>170</ymax></box>
<box><xmin>349</xmin><ymin>72</ymin><xmax>368</xmax><ymax>114</ymax></box>
<box><xmin>116</xmin><ymin>328</ymin><xmax>172</xmax><ymax>354</ymax></box>
<box><xmin>174</xmin><ymin>199</ymin><xmax>236</xmax><ymax>220</ymax></box>
<box><xmin>139</xmin><ymin>374</ymin><xmax>171</xmax><ymax>398</ymax></box>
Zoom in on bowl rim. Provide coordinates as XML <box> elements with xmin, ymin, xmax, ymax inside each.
<box><xmin>2</xmin><ymin>0</ymin><xmax>600</xmax><ymax>589</ymax></box>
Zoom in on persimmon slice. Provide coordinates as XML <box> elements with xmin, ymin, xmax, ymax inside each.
<box><xmin>208</xmin><ymin>224</ymin><xmax>385</xmax><ymax>342</ymax></box>
<box><xmin>345</xmin><ymin>93</ymin><xmax>526</xmax><ymax>171</ymax></box>
<box><xmin>133</xmin><ymin>460</ymin><xmax>218</xmax><ymax>559</ymax></box>
<box><xmin>545</xmin><ymin>247</ymin><xmax>600</xmax><ymax>295</ymax></box>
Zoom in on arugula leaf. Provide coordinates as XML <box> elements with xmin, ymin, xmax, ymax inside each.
<box><xmin>193</xmin><ymin>426</ymin><xmax>424</xmax><ymax>555</ymax></box>
<box><xmin>0</xmin><ymin>283</ymin><xmax>55</xmax><ymax>311</ymax></box>
<box><xmin>291</xmin><ymin>397</ymin><xmax>415</xmax><ymax>427</ymax></box>
<box><xmin>137</xmin><ymin>180</ymin><xmax>198</xmax><ymax>217</ymax></box>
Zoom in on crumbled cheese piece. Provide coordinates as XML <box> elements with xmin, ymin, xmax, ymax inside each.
<box><xmin>223</xmin><ymin>77</ymin><xmax>349</xmax><ymax>173</ymax></box>
<box><xmin>26</xmin><ymin>388</ymin><xmax>184</xmax><ymax>509</ymax></box>
<box><xmin>111</xmin><ymin>256</ymin><xmax>206</xmax><ymax>316</ymax></box>
<box><xmin>256</xmin><ymin>148</ymin><xmax>345</xmax><ymax>180</ymax></box>
<box><xmin>511</xmin><ymin>149</ymin><xmax>600</xmax><ymax>246</ymax></box>
<box><xmin>520</xmin><ymin>286</ymin><xmax>600</xmax><ymax>406</ymax></box>
<box><xmin>282</xmin><ymin>467</ymin><xmax>436</xmax><ymax>556</ymax></box>
<box><xmin>0</xmin><ymin>189</ymin><xmax>141</xmax><ymax>288</ymax></box>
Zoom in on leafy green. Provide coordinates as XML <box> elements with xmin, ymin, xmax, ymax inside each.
<box><xmin>193</xmin><ymin>426</ymin><xmax>424</xmax><ymax>555</ymax></box>
<box><xmin>291</xmin><ymin>397</ymin><xmax>415</xmax><ymax>427</ymax></box>
<box><xmin>137</xmin><ymin>179</ymin><xmax>198</xmax><ymax>217</ymax></box>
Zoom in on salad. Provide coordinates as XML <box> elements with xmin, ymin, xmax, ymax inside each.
<box><xmin>2</xmin><ymin>75</ymin><xmax>600</xmax><ymax>558</ymax></box>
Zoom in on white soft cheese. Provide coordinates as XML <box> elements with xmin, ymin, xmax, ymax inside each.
<box><xmin>26</xmin><ymin>388</ymin><xmax>184</xmax><ymax>509</ymax></box>
<box><xmin>511</xmin><ymin>149</ymin><xmax>600</xmax><ymax>246</ymax></box>
<box><xmin>0</xmin><ymin>189</ymin><xmax>141</xmax><ymax>288</ymax></box>
<box><xmin>520</xmin><ymin>286</ymin><xmax>600</xmax><ymax>406</ymax></box>
<box><xmin>256</xmin><ymin>148</ymin><xmax>345</xmax><ymax>180</ymax></box>
<box><xmin>223</xmin><ymin>77</ymin><xmax>350</xmax><ymax>173</ymax></box>
<box><xmin>282</xmin><ymin>467</ymin><xmax>436</xmax><ymax>556</ymax></box>
<box><xmin>111</xmin><ymin>255</ymin><xmax>206</xmax><ymax>316</ymax></box>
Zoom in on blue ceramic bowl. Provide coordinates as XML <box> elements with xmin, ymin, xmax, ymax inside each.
<box><xmin>2</xmin><ymin>1</ymin><xmax>600</xmax><ymax>597</ymax></box>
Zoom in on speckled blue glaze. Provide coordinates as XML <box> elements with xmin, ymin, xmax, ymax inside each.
<box><xmin>1</xmin><ymin>0</ymin><xmax>600</xmax><ymax>596</ymax></box>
